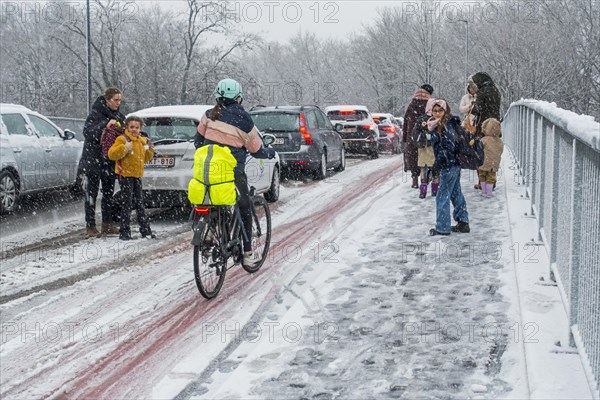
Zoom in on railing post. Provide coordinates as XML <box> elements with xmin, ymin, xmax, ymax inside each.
<box><xmin>568</xmin><ymin>138</ymin><xmax>583</xmax><ymax>347</ymax></box>
<box><xmin>548</xmin><ymin>125</ymin><xmax>560</xmax><ymax>278</ymax></box>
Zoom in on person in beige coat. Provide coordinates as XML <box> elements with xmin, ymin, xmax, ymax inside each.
<box><xmin>479</xmin><ymin>118</ymin><xmax>504</xmax><ymax>197</ymax></box>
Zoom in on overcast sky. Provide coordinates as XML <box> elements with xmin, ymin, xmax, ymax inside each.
<box><xmin>150</xmin><ymin>1</ymin><xmax>389</xmax><ymax>42</ymax></box>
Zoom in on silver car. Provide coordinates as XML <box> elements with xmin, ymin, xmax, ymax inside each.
<box><xmin>128</xmin><ymin>105</ymin><xmax>281</xmax><ymax>207</ymax></box>
<box><xmin>0</xmin><ymin>103</ymin><xmax>82</xmax><ymax>214</ymax></box>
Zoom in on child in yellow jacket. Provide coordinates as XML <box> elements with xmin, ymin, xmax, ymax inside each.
<box><xmin>108</xmin><ymin>116</ymin><xmax>155</xmax><ymax>240</ymax></box>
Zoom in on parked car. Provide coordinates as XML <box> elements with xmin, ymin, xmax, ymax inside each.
<box><xmin>0</xmin><ymin>103</ymin><xmax>82</xmax><ymax>214</ymax></box>
<box><xmin>372</xmin><ymin>113</ymin><xmax>402</xmax><ymax>154</ymax></box>
<box><xmin>126</xmin><ymin>105</ymin><xmax>281</xmax><ymax>208</ymax></box>
<box><xmin>249</xmin><ymin>105</ymin><xmax>345</xmax><ymax>180</ymax></box>
<box><xmin>324</xmin><ymin>105</ymin><xmax>379</xmax><ymax>159</ymax></box>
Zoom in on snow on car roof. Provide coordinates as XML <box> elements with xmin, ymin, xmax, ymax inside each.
<box><xmin>0</xmin><ymin>103</ymin><xmax>33</xmax><ymax>113</ymax></box>
<box><xmin>372</xmin><ymin>112</ymin><xmax>395</xmax><ymax>119</ymax></box>
<box><xmin>129</xmin><ymin>105</ymin><xmax>213</xmax><ymax>120</ymax></box>
<box><xmin>324</xmin><ymin>105</ymin><xmax>370</xmax><ymax>113</ymax></box>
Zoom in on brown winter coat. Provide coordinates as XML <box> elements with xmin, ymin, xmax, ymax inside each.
<box><xmin>479</xmin><ymin>118</ymin><xmax>504</xmax><ymax>172</ymax></box>
<box><xmin>108</xmin><ymin>131</ymin><xmax>154</xmax><ymax>178</ymax></box>
<box><xmin>402</xmin><ymin>88</ymin><xmax>432</xmax><ymax>172</ymax></box>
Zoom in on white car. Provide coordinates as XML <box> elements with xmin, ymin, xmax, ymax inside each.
<box><xmin>0</xmin><ymin>103</ymin><xmax>82</xmax><ymax>214</ymax></box>
<box><xmin>128</xmin><ymin>105</ymin><xmax>281</xmax><ymax>207</ymax></box>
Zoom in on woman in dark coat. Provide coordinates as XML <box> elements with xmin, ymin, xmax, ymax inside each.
<box><xmin>81</xmin><ymin>87</ymin><xmax>125</xmax><ymax>237</ymax></box>
<box><xmin>403</xmin><ymin>84</ymin><xmax>433</xmax><ymax>188</ymax></box>
<box><xmin>469</xmin><ymin>72</ymin><xmax>501</xmax><ymax>137</ymax></box>
<box><xmin>468</xmin><ymin>72</ymin><xmax>501</xmax><ymax>189</ymax></box>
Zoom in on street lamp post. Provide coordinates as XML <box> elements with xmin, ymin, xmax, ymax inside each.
<box><xmin>458</xmin><ymin>19</ymin><xmax>469</xmax><ymax>83</ymax></box>
<box><xmin>86</xmin><ymin>0</ymin><xmax>92</xmax><ymax>115</ymax></box>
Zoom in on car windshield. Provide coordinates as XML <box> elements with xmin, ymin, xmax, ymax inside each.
<box><xmin>251</xmin><ymin>113</ymin><xmax>299</xmax><ymax>132</ymax></box>
<box><xmin>143</xmin><ymin>117</ymin><xmax>198</xmax><ymax>141</ymax></box>
<box><xmin>327</xmin><ymin>110</ymin><xmax>369</xmax><ymax>122</ymax></box>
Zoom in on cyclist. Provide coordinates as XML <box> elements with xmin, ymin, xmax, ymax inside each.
<box><xmin>196</xmin><ymin>78</ymin><xmax>275</xmax><ymax>267</ymax></box>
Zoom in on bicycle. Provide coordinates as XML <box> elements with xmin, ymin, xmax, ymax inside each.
<box><xmin>190</xmin><ymin>189</ymin><xmax>271</xmax><ymax>299</ymax></box>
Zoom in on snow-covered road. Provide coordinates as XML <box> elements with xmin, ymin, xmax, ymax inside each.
<box><xmin>0</xmin><ymin>153</ymin><xmax>592</xmax><ymax>399</ymax></box>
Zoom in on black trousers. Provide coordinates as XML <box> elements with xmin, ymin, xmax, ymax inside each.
<box><xmin>235</xmin><ymin>173</ymin><xmax>252</xmax><ymax>252</ymax></box>
<box><xmin>119</xmin><ymin>177</ymin><xmax>151</xmax><ymax>236</ymax></box>
<box><xmin>85</xmin><ymin>164</ymin><xmax>116</xmax><ymax>228</ymax></box>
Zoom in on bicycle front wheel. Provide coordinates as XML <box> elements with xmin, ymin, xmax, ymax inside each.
<box><xmin>242</xmin><ymin>196</ymin><xmax>272</xmax><ymax>273</ymax></box>
<box><xmin>193</xmin><ymin>216</ymin><xmax>226</xmax><ymax>299</ymax></box>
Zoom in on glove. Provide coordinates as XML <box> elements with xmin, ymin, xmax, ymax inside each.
<box><xmin>265</xmin><ymin>147</ymin><xmax>276</xmax><ymax>159</ymax></box>
<box><xmin>125</xmin><ymin>141</ymin><xmax>133</xmax><ymax>152</ymax></box>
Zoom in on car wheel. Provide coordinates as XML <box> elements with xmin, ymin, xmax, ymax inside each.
<box><xmin>334</xmin><ymin>147</ymin><xmax>346</xmax><ymax>172</ymax></box>
<box><xmin>370</xmin><ymin>150</ymin><xmax>379</xmax><ymax>159</ymax></box>
<box><xmin>314</xmin><ymin>152</ymin><xmax>327</xmax><ymax>180</ymax></box>
<box><xmin>0</xmin><ymin>170</ymin><xmax>19</xmax><ymax>214</ymax></box>
<box><xmin>264</xmin><ymin>165</ymin><xmax>280</xmax><ymax>203</ymax></box>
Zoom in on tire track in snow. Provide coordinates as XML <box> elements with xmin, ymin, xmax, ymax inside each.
<box><xmin>2</xmin><ymin>157</ymin><xmax>403</xmax><ymax>399</ymax></box>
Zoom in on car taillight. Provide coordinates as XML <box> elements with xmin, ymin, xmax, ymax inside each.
<box><xmin>299</xmin><ymin>112</ymin><xmax>314</xmax><ymax>145</ymax></box>
<box><xmin>381</xmin><ymin>126</ymin><xmax>396</xmax><ymax>133</ymax></box>
<box><xmin>194</xmin><ymin>207</ymin><xmax>210</xmax><ymax>214</ymax></box>
<box><xmin>361</xmin><ymin>124</ymin><xmax>377</xmax><ymax>131</ymax></box>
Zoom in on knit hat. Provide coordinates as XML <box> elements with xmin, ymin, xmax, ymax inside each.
<box><xmin>431</xmin><ymin>99</ymin><xmax>448</xmax><ymax>111</ymax></box>
<box><xmin>420</xmin><ymin>84</ymin><xmax>434</xmax><ymax>95</ymax></box>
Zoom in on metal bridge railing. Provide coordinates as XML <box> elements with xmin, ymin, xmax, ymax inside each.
<box><xmin>503</xmin><ymin>100</ymin><xmax>600</xmax><ymax>395</ymax></box>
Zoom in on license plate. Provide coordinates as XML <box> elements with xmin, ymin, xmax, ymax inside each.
<box><xmin>274</xmin><ymin>138</ymin><xmax>285</xmax><ymax>145</ymax></box>
<box><xmin>342</xmin><ymin>127</ymin><xmax>357</xmax><ymax>133</ymax></box>
<box><xmin>146</xmin><ymin>157</ymin><xmax>175</xmax><ymax>167</ymax></box>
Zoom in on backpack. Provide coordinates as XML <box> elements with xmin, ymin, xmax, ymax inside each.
<box><xmin>455</xmin><ymin>122</ymin><xmax>484</xmax><ymax>170</ymax></box>
<box><xmin>188</xmin><ymin>144</ymin><xmax>237</xmax><ymax>206</ymax></box>
<box><xmin>411</xmin><ymin>115</ymin><xmax>431</xmax><ymax>149</ymax></box>
<box><xmin>101</xmin><ymin>124</ymin><xmax>124</xmax><ymax>157</ymax></box>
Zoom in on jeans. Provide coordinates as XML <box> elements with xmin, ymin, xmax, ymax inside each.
<box><xmin>84</xmin><ymin>163</ymin><xmax>116</xmax><ymax>228</ymax></box>
<box><xmin>435</xmin><ymin>165</ymin><xmax>469</xmax><ymax>234</ymax></box>
<box><xmin>119</xmin><ymin>177</ymin><xmax>151</xmax><ymax>236</ymax></box>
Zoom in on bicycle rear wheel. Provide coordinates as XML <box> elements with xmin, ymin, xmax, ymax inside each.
<box><xmin>242</xmin><ymin>196</ymin><xmax>271</xmax><ymax>273</ymax></box>
<box><xmin>193</xmin><ymin>213</ymin><xmax>226</xmax><ymax>299</ymax></box>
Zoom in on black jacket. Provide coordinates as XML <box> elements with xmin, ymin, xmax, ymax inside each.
<box><xmin>80</xmin><ymin>96</ymin><xmax>126</xmax><ymax>174</ymax></box>
<box><xmin>430</xmin><ymin>116</ymin><xmax>462</xmax><ymax>169</ymax></box>
<box><xmin>470</xmin><ymin>72</ymin><xmax>501</xmax><ymax>137</ymax></box>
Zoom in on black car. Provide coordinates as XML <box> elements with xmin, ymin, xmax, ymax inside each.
<box><xmin>249</xmin><ymin>105</ymin><xmax>346</xmax><ymax>179</ymax></box>
<box><xmin>325</xmin><ymin>105</ymin><xmax>379</xmax><ymax>159</ymax></box>
<box><xmin>372</xmin><ymin>113</ymin><xmax>402</xmax><ymax>154</ymax></box>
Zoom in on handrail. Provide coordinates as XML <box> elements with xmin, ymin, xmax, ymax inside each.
<box><xmin>502</xmin><ymin>100</ymin><xmax>600</xmax><ymax>395</ymax></box>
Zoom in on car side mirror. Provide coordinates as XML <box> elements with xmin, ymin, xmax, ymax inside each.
<box><xmin>262</xmin><ymin>133</ymin><xmax>276</xmax><ymax>146</ymax></box>
<box><xmin>334</xmin><ymin>123</ymin><xmax>343</xmax><ymax>133</ymax></box>
<box><xmin>62</xmin><ymin>129</ymin><xmax>76</xmax><ymax>140</ymax></box>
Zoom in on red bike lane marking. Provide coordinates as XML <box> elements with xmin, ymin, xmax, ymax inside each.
<box><xmin>39</xmin><ymin>158</ymin><xmax>404</xmax><ymax>399</ymax></box>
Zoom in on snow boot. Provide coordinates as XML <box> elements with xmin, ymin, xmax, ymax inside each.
<box><xmin>419</xmin><ymin>183</ymin><xmax>427</xmax><ymax>199</ymax></box>
<box><xmin>451</xmin><ymin>221</ymin><xmax>470</xmax><ymax>233</ymax></box>
<box><xmin>485</xmin><ymin>183</ymin><xmax>495</xmax><ymax>197</ymax></box>
<box><xmin>85</xmin><ymin>227</ymin><xmax>100</xmax><ymax>238</ymax></box>
<box><xmin>429</xmin><ymin>228</ymin><xmax>450</xmax><ymax>236</ymax></box>
<box><xmin>101</xmin><ymin>222</ymin><xmax>120</xmax><ymax>235</ymax></box>
<box><xmin>411</xmin><ymin>175</ymin><xmax>419</xmax><ymax>189</ymax></box>
<box><xmin>431</xmin><ymin>182</ymin><xmax>439</xmax><ymax>197</ymax></box>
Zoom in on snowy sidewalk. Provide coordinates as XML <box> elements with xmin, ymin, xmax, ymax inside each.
<box><xmin>178</xmin><ymin>152</ymin><xmax>594</xmax><ymax>399</ymax></box>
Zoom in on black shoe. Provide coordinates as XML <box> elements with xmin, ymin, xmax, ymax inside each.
<box><xmin>119</xmin><ymin>232</ymin><xmax>133</xmax><ymax>241</ymax></box>
<box><xmin>429</xmin><ymin>229</ymin><xmax>450</xmax><ymax>236</ymax></box>
<box><xmin>142</xmin><ymin>233</ymin><xmax>157</xmax><ymax>239</ymax></box>
<box><xmin>451</xmin><ymin>221</ymin><xmax>470</xmax><ymax>233</ymax></box>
